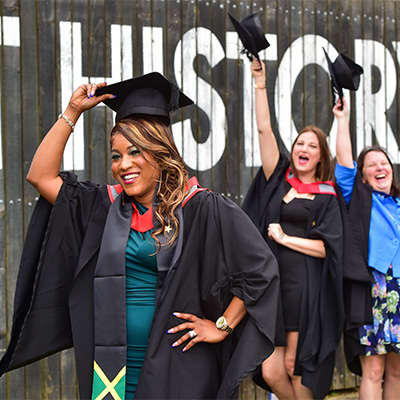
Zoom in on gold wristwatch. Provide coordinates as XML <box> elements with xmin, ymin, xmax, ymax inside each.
<box><xmin>216</xmin><ymin>316</ymin><xmax>234</xmax><ymax>334</ymax></box>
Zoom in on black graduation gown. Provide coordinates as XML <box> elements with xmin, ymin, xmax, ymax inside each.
<box><xmin>0</xmin><ymin>171</ymin><xmax>280</xmax><ymax>400</ymax></box>
<box><xmin>242</xmin><ymin>154</ymin><xmax>345</xmax><ymax>400</ymax></box>
<box><xmin>336</xmin><ymin>170</ymin><xmax>374</xmax><ymax>376</ymax></box>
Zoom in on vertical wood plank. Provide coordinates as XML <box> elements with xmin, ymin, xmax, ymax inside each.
<box><xmin>275</xmin><ymin>0</ymin><xmax>292</xmax><ymax>155</ymax></box>
<box><xmin>20</xmin><ymin>1</ymin><xmax>43</xmax><ymax>397</ymax></box>
<box><xmin>315</xmin><ymin>0</ymin><xmax>331</xmax><ymax>135</ymax></box>
<box><xmin>385</xmin><ymin>0</ymin><xmax>399</xmax><ymax>165</ymax></box>
<box><xmin>290</xmin><ymin>0</ymin><xmax>304</xmax><ymax>133</ymax></box>
<box><xmin>60</xmin><ymin>349</ymin><xmax>78</xmax><ymax>400</ymax></box>
<box><xmin>72</xmin><ymin>0</ymin><xmax>90</xmax><ymax>182</ymax></box>
<box><xmin>208</xmin><ymin>0</ymin><xmax>227</xmax><ymax>195</ymax></box>
<box><xmin>186</xmin><ymin>0</ymin><xmax>215</xmax><ymax>190</ymax></box>
<box><xmin>360</xmin><ymin>0</ymin><xmax>374</xmax><ymax>154</ymax></box>
<box><xmin>0</xmin><ymin>2</ymin><xmax>7</xmax><ymax>397</ymax></box>
<box><xmin>0</xmin><ymin>194</ymin><xmax>6</xmax><ymax>400</ymax></box>
<box><xmin>39</xmin><ymin>0</ymin><xmax>58</xmax><ymax>142</ymax></box>
<box><xmin>349</xmin><ymin>0</ymin><xmax>364</xmax><ymax>161</ymax></box>
<box><xmin>394</xmin><ymin>0</ymin><xmax>400</xmax><ymax>179</ymax></box>
<box><xmin>228</xmin><ymin>1</ymin><xmax>246</xmax><ymax>202</ymax></box>
<box><xmin>2</xmin><ymin>0</ymin><xmax>25</xmax><ymax>396</ymax></box>
<box><xmin>240</xmin><ymin>374</ymin><xmax>258</xmax><ymax>400</ymax></box>
<box><xmin>87</xmin><ymin>0</ymin><xmax>109</xmax><ymax>185</ymax></box>
<box><xmin>302</xmin><ymin>0</ymin><xmax>318</xmax><ymax>129</ymax></box>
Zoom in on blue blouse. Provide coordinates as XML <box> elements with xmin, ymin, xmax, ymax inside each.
<box><xmin>335</xmin><ymin>162</ymin><xmax>400</xmax><ymax>278</ymax></box>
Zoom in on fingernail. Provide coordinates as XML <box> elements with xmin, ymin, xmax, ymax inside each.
<box><xmin>182</xmin><ymin>347</ymin><xmax>187</xmax><ymax>352</ymax></box>
<box><xmin>167</xmin><ymin>329</ymin><xmax>173</xmax><ymax>334</ymax></box>
<box><xmin>172</xmin><ymin>312</ymin><xmax>179</xmax><ymax>316</ymax></box>
<box><xmin>172</xmin><ymin>342</ymin><xmax>178</xmax><ymax>347</ymax></box>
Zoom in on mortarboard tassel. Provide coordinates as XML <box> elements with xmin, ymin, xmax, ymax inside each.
<box><xmin>168</xmin><ymin>82</ymin><xmax>180</xmax><ymax>112</ymax></box>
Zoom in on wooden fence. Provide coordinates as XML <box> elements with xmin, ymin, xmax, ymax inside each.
<box><xmin>1</xmin><ymin>0</ymin><xmax>399</xmax><ymax>398</ymax></box>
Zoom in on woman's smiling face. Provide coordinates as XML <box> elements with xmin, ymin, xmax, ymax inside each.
<box><xmin>291</xmin><ymin>131</ymin><xmax>321</xmax><ymax>182</ymax></box>
<box><xmin>362</xmin><ymin>150</ymin><xmax>393</xmax><ymax>194</ymax></box>
<box><xmin>111</xmin><ymin>132</ymin><xmax>160</xmax><ymax>208</ymax></box>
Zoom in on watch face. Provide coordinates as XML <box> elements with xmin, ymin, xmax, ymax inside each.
<box><xmin>216</xmin><ymin>316</ymin><xmax>226</xmax><ymax>329</ymax></box>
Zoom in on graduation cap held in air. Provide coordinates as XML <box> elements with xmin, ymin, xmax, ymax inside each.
<box><xmin>228</xmin><ymin>12</ymin><xmax>270</xmax><ymax>62</ymax></box>
<box><xmin>323</xmin><ymin>48</ymin><xmax>363</xmax><ymax>109</ymax></box>
<box><xmin>95</xmin><ymin>72</ymin><xmax>194</xmax><ymax>125</ymax></box>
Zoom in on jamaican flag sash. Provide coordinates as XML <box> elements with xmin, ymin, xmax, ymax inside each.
<box><xmin>91</xmin><ymin>177</ymin><xmax>208</xmax><ymax>400</ymax></box>
<box><xmin>91</xmin><ymin>192</ymin><xmax>131</xmax><ymax>400</ymax></box>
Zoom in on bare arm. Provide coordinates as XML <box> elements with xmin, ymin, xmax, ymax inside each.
<box><xmin>251</xmin><ymin>59</ymin><xmax>280</xmax><ymax>180</ymax></box>
<box><xmin>27</xmin><ymin>82</ymin><xmax>115</xmax><ymax>205</ymax></box>
<box><xmin>219</xmin><ymin>295</ymin><xmax>247</xmax><ymax>331</ymax></box>
<box><xmin>268</xmin><ymin>223</ymin><xmax>326</xmax><ymax>258</ymax></box>
<box><xmin>333</xmin><ymin>97</ymin><xmax>353</xmax><ymax>168</ymax></box>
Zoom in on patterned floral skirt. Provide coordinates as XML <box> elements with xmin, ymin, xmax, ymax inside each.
<box><xmin>359</xmin><ymin>267</ymin><xmax>400</xmax><ymax>356</ymax></box>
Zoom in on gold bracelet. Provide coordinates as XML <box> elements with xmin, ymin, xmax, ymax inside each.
<box><xmin>254</xmin><ymin>83</ymin><xmax>266</xmax><ymax>90</ymax></box>
<box><xmin>58</xmin><ymin>113</ymin><xmax>75</xmax><ymax>132</ymax></box>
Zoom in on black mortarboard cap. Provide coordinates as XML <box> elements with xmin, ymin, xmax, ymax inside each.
<box><xmin>228</xmin><ymin>12</ymin><xmax>270</xmax><ymax>62</ymax></box>
<box><xmin>323</xmin><ymin>48</ymin><xmax>363</xmax><ymax>109</ymax></box>
<box><xmin>95</xmin><ymin>72</ymin><xmax>194</xmax><ymax>125</ymax></box>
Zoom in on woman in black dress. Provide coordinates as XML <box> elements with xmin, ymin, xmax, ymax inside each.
<box><xmin>243</xmin><ymin>59</ymin><xmax>344</xmax><ymax>399</ymax></box>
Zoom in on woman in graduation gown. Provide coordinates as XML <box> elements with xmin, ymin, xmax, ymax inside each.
<box><xmin>0</xmin><ymin>73</ymin><xmax>280</xmax><ymax>400</ymax></box>
<box><xmin>334</xmin><ymin>97</ymin><xmax>400</xmax><ymax>399</ymax></box>
<box><xmin>242</xmin><ymin>59</ymin><xmax>344</xmax><ymax>399</ymax></box>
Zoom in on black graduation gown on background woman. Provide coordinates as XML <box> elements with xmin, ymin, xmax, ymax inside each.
<box><xmin>242</xmin><ymin>154</ymin><xmax>345</xmax><ymax>400</ymax></box>
<box><xmin>336</xmin><ymin>170</ymin><xmax>374</xmax><ymax>376</ymax></box>
<box><xmin>0</xmin><ymin>171</ymin><xmax>280</xmax><ymax>400</ymax></box>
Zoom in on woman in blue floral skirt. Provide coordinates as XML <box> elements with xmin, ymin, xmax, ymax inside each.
<box><xmin>334</xmin><ymin>97</ymin><xmax>400</xmax><ymax>399</ymax></box>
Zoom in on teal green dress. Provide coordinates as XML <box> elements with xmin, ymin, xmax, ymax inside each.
<box><xmin>125</xmin><ymin>202</ymin><xmax>157</xmax><ymax>399</ymax></box>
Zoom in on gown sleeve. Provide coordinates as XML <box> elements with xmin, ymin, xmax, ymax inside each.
<box><xmin>195</xmin><ymin>192</ymin><xmax>280</xmax><ymax>399</ymax></box>
<box><xmin>0</xmin><ymin>172</ymin><xmax>108</xmax><ymax>375</ymax></box>
<box><xmin>241</xmin><ymin>153</ymin><xmax>289</xmax><ymax>236</ymax></box>
<box><xmin>336</xmin><ymin>169</ymin><xmax>374</xmax><ymax>376</ymax></box>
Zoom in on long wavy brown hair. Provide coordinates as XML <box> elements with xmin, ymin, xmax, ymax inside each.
<box><xmin>289</xmin><ymin>125</ymin><xmax>334</xmax><ymax>181</ymax></box>
<box><xmin>110</xmin><ymin>116</ymin><xmax>189</xmax><ymax>248</ymax></box>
